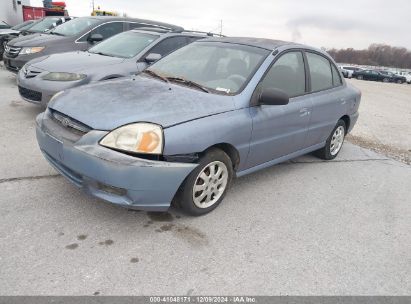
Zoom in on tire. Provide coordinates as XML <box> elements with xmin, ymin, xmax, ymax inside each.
<box><xmin>314</xmin><ymin>120</ymin><xmax>346</xmax><ymax>160</ymax></box>
<box><xmin>396</xmin><ymin>79</ymin><xmax>403</xmax><ymax>84</ymax></box>
<box><xmin>175</xmin><ymin>148</ymin><xmax>233</xmax><ymax>216</ymax></box>
<box><xmin>383</xmin><ymin>78</ymin><xmax>389</xmax><ymax>83</ymax></box>
<box><xmin>357</xmin><ymin>75</ymin><xmax>363</xmax><ymax>80</ymax></box>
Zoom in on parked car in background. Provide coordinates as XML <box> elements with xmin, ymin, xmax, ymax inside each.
<box><xmin>340</xmin><ymin>66</ymin><xmax>363</xmax><ymax>78</ymax></box>
<box><xmin>378</xmin><ymin>70</ymin><xmax>407</xmax><ymax>84</ymax></box>
<box><xmin>0</xmin><ymin>21</ymin><xmax>11</xmax><ymax>29</ymax></box>
<box><xmin>18</xmin><ymin>16</ymin><xmax>73</xmax><ymax>36</ymax></box>
<box><xmin>36</xmin><ymin>37</ymin><xmax>361</xmax><ymax>215</ymax></box>
<box><xmin>395</xmin><ymin>71</ymin><xmax>411</xmax><ymax>84</ymax></box>
<box><xmin>3</xmin><ymin>16</ymin><xmax>183</xmax><ymax>73</ymax></box>
<box><xmin>352</xmin><ymin>69</ymin><xmax>392</xmax><ymax>82</ymax></box>
<box><xmin>0</xmin><ymin>20</ymin><xmax>37</xmax><ymax>59</ymax></box>
<box><xmin>18</xmin><ymin>28</ymin><xmax>212</xmax><ymax>106</ymax></box>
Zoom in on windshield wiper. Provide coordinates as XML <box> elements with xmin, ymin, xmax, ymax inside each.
<box><xmin>143</xmin><ymin>69</ymin><xmax>169</xmax><ymax>83</ymax></box>
<box><xmin>91</xmin><ymin>51</ymin><xmax>115</xmax><ymax>57</ymax></box>
<box><xmin>50</xmin><ymin>31</ymin><xmax>64</xmax><ymax>36</ymax></box>
<box><xmin>166</xmin><ymin>77</ymin><xmax>209</xmax><ymax>93</ymax></box>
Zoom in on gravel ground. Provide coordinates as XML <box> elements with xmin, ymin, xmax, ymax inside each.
<box><xmin>346</xmin><ymin>79</ymin><xmax>411</xmax><ymax>164</ymax></box>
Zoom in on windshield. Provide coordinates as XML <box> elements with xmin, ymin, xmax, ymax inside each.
<box><xmin>51</xmin><ymin>17</ymin><xmax>99</xmax><ymax>36</ymax></box>
<box><xmin>0</xmin><ymin>21</ymin><xmax>10</xmax><ymax>29</ymax></box>
<box><xmin>148</xmin><ymin>42</ymin><xmax>269</xmax><ymax>94</ymax></box>
<box><xmin>28</xmin><ymin>17</ymin><xmax>60</xmax><ymax>32</ymax></box>
<box><xmin>11</xmin><ymin>20</ymin><xmax>34</xmax><ymax>31</ymax></box>
<box><xmin>17</xmin><ymin>20</ymin><xmax>39</xmax><ymax>31</ymax></box>
<box><xmin>89</xmin><ymin>31</ymin><xmax>158</xmax><ymax>58</ymax></box>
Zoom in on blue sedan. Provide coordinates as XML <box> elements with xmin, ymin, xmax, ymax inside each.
<box><xmin>36</xmin><ymin>37</ymin><xmax>361</xmax><ymax>215</ymax></box>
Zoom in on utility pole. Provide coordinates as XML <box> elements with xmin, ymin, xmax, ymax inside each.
<box><xmin>220</xmin><ymin>19</ymin><xmax>223</xmax><ymax>36</ymax></box>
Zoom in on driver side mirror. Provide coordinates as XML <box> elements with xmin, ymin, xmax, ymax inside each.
<box><xmin>259</xmin><ymin>88</ymin><xmax>289</xmax><ymax>106</ymax></box>
<box><xmin>88</xmin><ymin>33</ymin><xmax>104</xmax><ymax>43</ymax></box>
<box><xmin>145</xmin><ymin>53</ymin><xmax>162</xmax><ymax>64</ymax></box>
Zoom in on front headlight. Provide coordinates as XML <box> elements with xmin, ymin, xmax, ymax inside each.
<box><xmin>100</xmin><ymin>123</ymin><xmax>163</xmax><ymax>155</ymax></box>
<box><xmin>20</xmin><ymin>46</ymin><xmax>45</xmax><ymax>55</ymax></box>
<box><xmin>42</xmin><ymin>72</ymin><xmax>87</xmax><ymax>81</ymax></box>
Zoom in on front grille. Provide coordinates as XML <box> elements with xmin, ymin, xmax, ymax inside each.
<box><xmin>23</xmin><ymin>67</ymin><xmax>42</xmax><ymax>78</ymax></box>
<box><xmin>18</xmin><ymin>85</ymin><xmax>42</xmax><ymax>102</ymax></box>
<box><xmin>4</xmin><ymin>45</ymin><xmax>21</xmax><ymax>58</ymax></box>
<box><xmin>49</xmin><ymin>109</ymin><xmax>91</xmax><ymax>134</ymax></box>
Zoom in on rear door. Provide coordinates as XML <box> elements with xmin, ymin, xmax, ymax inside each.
<box><xmin>247</xmin><ymin>50</ymin><xmax>312</xmax><ymax>168</ymax></box>
<box><xmin>304</xmin><ymin>51</ymin><xmax>346</xmax><ymax>147</ymax></box>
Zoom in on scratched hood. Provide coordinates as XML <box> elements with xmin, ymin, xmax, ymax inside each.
<box><xmin>49</xmin><ymin>75</ymin><xmax>236</xmax><ymax>130</ymax></box>
<box><xmin>29</xmin><ymin>51</ymin><xmax>124</xmax><ymax>73</ymax></box>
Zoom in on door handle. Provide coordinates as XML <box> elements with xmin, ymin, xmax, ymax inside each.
<box><xmin>299</xmin><ymin>108</ymin><xmax>310</xmax><ymax>117</ymax></box>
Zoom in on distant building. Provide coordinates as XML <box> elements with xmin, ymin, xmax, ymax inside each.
<box><xmin>0</xmin><ymin>0</ymin><xmax>31</xmax><ymax>26</ymax></box>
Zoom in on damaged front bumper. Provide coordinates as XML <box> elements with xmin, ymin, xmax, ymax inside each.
<box><xmin>35</xmin><ymin>112</ymin><xmax>197</xmax><ymax>211</ymax></box>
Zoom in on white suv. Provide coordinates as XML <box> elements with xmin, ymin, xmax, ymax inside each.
<box><xmin>395</xmin><ymin>71</ymin><xmax>411</xmax><ymax>84</ymax></box>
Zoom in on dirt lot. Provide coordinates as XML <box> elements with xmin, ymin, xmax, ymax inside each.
<box><xmin>0</xmin><ymin>63</ymin><xmax>410</xmax><ymax>295</ymax></box>
<box><xmin>346</xmin><ymin>79</ymin><xmax>411</xmax><ymax>164</ymax></box>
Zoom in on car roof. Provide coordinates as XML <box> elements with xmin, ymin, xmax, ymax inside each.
<box><xmin>199</xmin><ymin>37</ymin><xmax>299</xmax><ymax>50</ymax></box>
<box><xmin>83</xmin><ymin>16</ymin><xmax>184</xmax><ymax>32</ymax></box>
<box><xmin>130</xmin><ymin>28</ymin><xmax>219</xmax><ymax>38</ymax></box>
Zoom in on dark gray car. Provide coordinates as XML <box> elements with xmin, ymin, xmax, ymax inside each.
<box><xmin>0</xmin><ymin>20</ymin><xmax>36</xmax><ymax>58</ymax></box>
<box><xmin>3</xmin><ymin>16</ymin><xmax>183</xmax><ymax>72</ymax></box>
<box><xmin>17</xmin><ymin>29</ymin><xmax>210</xmax><ymax>106</ymax></box>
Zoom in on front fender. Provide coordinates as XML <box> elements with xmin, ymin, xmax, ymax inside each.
<box><xmin>163</xmin><ymin>108</ymin><xmax>252</xmax><ymax>172</ymax></box>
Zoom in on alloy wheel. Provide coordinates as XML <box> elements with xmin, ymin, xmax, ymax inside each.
<box><xmin>192</xmin><ymin>161</ymin><xmax>228</xmax><ymax>209</ymax></box>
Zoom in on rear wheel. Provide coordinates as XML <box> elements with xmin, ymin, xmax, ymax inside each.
<box><xmin>314</xmin><ymin>120</ymin><xmax>346</xmax><ymax>160</ymax></box>
<box><xmin>176</xmin><ymin>148</ymin><xmax>233</xmax><ymax>216</ymax></box>
<box><xmin>383</xmin><ymin>78</ymin><xmax>390</xmax><ymax>83</ymax></box>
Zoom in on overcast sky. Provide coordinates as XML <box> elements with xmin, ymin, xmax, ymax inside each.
<box><xmin>32</xmin><ymin>0</ymin><xmax>411</xmax><ymax>49</ymax></box>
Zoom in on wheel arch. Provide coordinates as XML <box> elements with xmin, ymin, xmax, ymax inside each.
<box><xmin>339</xmin><ymin>115</ymin><xmax>350</xmax><ymax>134</ymax></box>
<box><xmin>202</xmin><ymin>143</ymin><xmax>240</xmax><ymax>171</ymax></box>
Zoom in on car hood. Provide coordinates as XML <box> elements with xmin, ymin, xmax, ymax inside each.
<box><xmin>8</xmin><ymin>33</ymin><xmax>65</xmax><ymax>46</ymax></box>
<box><xmin>30</xmin><ymin>51</ymin><xmax>125</xmax><ymax>73</ymax></box>
<box><xmin>0</xmin><ymin>29</ymin><xmax>19</xmax><ymax>35</ymax></box>
<box><xmin>49</xmin><ymin>75</ymin><xmax>236</xmax><ymax>130</ymax></box>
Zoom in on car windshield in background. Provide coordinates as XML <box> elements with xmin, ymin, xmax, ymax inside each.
<box><xmin>28</xmin><ymin>18</ymin><xmax>60</xmax><ymax>33</ymax></box>
<box><xmin>89</xmin><ymin>31</ymin><xmax>159</xmax><ymax>58</ymax></box>
<box><xmin>50</xmin><ymin>17</ymin><xmax>99</xmax><ymax>37</ymax></box>
<box><xmin>10</xmin><ymin>20</ymin><xmax>34</xmax><ymax>31</ymax></box>
<box><xmin>17</xmin><ymin>20</ymin><xmax>39</xmax><ymax>31</ymax></box>
<box><xmin>148</xmin><ymin>42</ymin><xmax>270</xmax><ymax>94</ymax></box>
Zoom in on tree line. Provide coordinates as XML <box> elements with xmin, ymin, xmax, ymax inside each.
<box><xmin>327</xmin><ymin>44</ymin><xmax>411</xmax><ymax>69</ymax></box>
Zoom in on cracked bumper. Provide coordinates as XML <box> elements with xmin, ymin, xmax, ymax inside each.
<box><xmin>35</xmin><ymin>113</ymin><xmax>197</xmax><ymax>211</ymax></box>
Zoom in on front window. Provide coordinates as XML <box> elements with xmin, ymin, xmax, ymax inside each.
<box><xmin>51</xmin><ymin>18</ymin><xmax>99</xmax><ymax>37</ymax></box>
<box><xmin>28</xmin><ymin>17</ymin><xmax>60</xmax><ymax>33</ymax></box>
<box><xmin>148</xmin><ymin>42</ymin><xmax>269</xmax><ymax>94</ymax></box>
<box><xmin>89</xmin><ymin>31</ymin><xmax>158</xmax><ymax>58</ymax></box>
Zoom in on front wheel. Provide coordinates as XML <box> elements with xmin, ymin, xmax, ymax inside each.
<box><xmin>176</xmin><ymin>148</ymin><xmax>233</xmax><ymax>216</ymax></box>
<box><xmin>396</xmin><ymin>79</ymin><xmax>403</xmax><ymax>84</ymax></box>
<box><xmin>314</xmin><ymin>120</ymin><xmax>346</xmax><ymax>160</ymax></box>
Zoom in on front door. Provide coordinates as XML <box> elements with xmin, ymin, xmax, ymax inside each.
<box><xmin>247</xmin><ymin>51</ymin><xmax>312</xmax><ymax>169</ymax></box>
